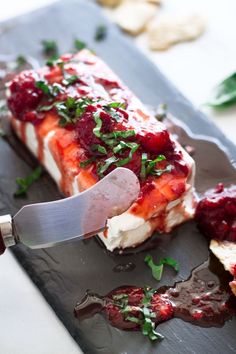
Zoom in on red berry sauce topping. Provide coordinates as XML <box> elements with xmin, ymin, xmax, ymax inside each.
<box><xmin>74</xmin><ymin>256</ymin><xmax>236</xmax><ymax>341</ymax></box>
<box><xmin>7</xmin><ymin>52</ymin><xmax>192</xmax><ymax>182</ymax></box>
<box><xmin>7</xmin><ymin>71</ymin><xmax>45</xmax><ymax>124</ymax></box>
<box><xmin>195</xmin><ymin>183</ymin><xmax>236</xmax><ymax>242</ymax></box>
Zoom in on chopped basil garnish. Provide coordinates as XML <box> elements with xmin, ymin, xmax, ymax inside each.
<box><xmin>41</xmin><ymin>40</ymin><xmax>59</xmax><ymax>57</ymax></box>
<box><xmin>46</xmin><ymin>57</ymin><xmax>64</xmax><ymax>68</ymax></box>
<box><xmin>14</xmin><ymin>166</ymin><xmax>43</xmax><ymax>198</ymax></box>
<box><xmin>95</xmin><ymin>24</ymin><xmax>107</xmax><ymax>41</ymax></box>
<box><xmin>16</xmin><ymin>55</ymin><xmax>27</xmax><ymax>68</ymax></box>
<box><xmin>106</xmin><ymin>102</ymin><xmax>126</xmax><ymax>109</ymax></box>
<box><xmin>35</xmin><ymin>80</ymin><xmax>51</xmax><ymax>95</ymax></box>
<box><xmin>80</xmin><ymin>157</ymin><xmax>96</xmax><ymax>168</ymax></box>
<box><xmin>140</xmin><ymin>154</ymin><xmax>172</xmax><ymax>180</ymax></box>
<box><xmin>56</xmin><ymin>97</ymin><xmax>94</xmax><ymax>127</ymax></box>
<box><xmin>116</xmin><ymin>142</ymin><xmax>139</xmax><ymax>167</ymax></box>
<box><xmin>91</xmin><ymin>144</ymin><xmax>107</xmax><ymax>155</ymax></box>
<box><xmin>93</xmin><ymin>111</ymin><xmax>102</xmax><ymax>137</ymax></box>
<box><xmin>74</xmin><ymin>38</ymin><xmax>87</xmax><ymax>51</ymax></box>
<box><xmin>112</xmin><ymin>287</ymin><xmax>163</xmax><ymax>342</ymax></box>
<box><xmin>145</xmin><ymin>255</ymin><xmax>180</xmax><ymax>281</ymax></box>
<box><xmin>102</xmin><ymin>130</ymin><xmax>135</xmax><ymax>140</ymax></box>
<box><xmin>62</xmin><ymin>73</ymin><xmax>79</xmax><ymax>86</ymax></box>
<box><xmin>97</xmin><ymin>156</ymin><xmax>118</xmax><ymax>177</ymax></box>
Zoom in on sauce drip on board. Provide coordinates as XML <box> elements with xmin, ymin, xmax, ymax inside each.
<box><xmin>74</xmin><ymin>255</ymin><xmax>236</xmax><ymax>338</ymax></box>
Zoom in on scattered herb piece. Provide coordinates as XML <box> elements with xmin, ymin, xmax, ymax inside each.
<box><xmin>95</xmin><ymin>24</ymin><xmax>108</xmax><ymax>41</ymax></box>
<box><xmin>74</xmin><ymin>38</ymin><xmax>87</xmax><ymax>51</ymax></box>
<box><xmin>16</xmin><ymin>55</ymin><xmax>27</xmax><ymax>68</ymax></box>
<box><xmin>206</xmin><ymin>72</ymin><xmax>236</xmax><ymax>108</ymax></box>
<box><xmin>14</xmin><ymin>166</ymin><xmax>43</xmax><ymax>198</ymax></box>
<box><xmin>93</xmin><ymin>111</ymin><xmax>102</xmax><ymax>137</ymax></box>
<box><xmin>80</xmin><ymin>157</ymin><xmax>96</xmax><ymax>168</ymax></box>
<box><xmin>116</xmin><ymin>142</ymin><xmax>139</xmax><ymax>167</ymax></box>
<box><xmin>91</xmin><ymin>144</ymin><xmax>107</xmax><ymax>155</ymax></box>
<box><xmin>46</xmin><ymin>57</ymin><xmax>64</xmax><ymax>68</ymax></box>
<box><xmin>41</xmin><ymin>40</ymin><xmax>59</xmax><ymax>57</ymax></box>
<box><xmin>155</xmin><ymin>103</ymin><xmax>167</xmax><ymax>122</ymax></box>
<box><xmin>106</xmin><ymin>102</ymin><xmax>126</xmax><ymax>109</ymax></box>
<box><xmin>140</xmin><ymin>154</ymin><xmax>171</xmax><ymax>180</ymax></box>
<box><xmin>97</xmin><ymin>156</ymin><xmax>118</xmax><ymax>177</ymax></box>
<box><xmin>62</xmin><ymin>73</ymin><xmax>79</xmax><ymax>86</ymax></box>
<box><xmin>144</xmin><ymin>255</ymin><xmax>179</xmax><ymax>281</ymax></box>
<box><xmin>35</xmin><ymin>80</ymin><xmax>51</xmax><ymax>95</ymax></box>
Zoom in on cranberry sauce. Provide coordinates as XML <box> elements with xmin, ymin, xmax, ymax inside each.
<box><xmin>195</xmin><ymin>184</ymin><xmax>236</xmax><ymax>242</ymax></box>
<box><xmin>6</xmin><ymin>52</ymin><xmax>190</xmax><ymax>181</ymax></box>
<box><xmin>74</xmin><ymin>255</ymin><xmax>236</xmax><ymax>335</ymax></box>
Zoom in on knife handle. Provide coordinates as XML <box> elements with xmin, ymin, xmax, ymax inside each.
<box><xmin>0</xmin><ymin>215</ymin><xmax>15</xmax><ymax>255</ymax></box>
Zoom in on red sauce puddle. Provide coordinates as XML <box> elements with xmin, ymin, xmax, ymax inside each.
<box><xmin>74</xmin><ymin>255</ymin><xmax>236</xmax><ymax>334</ymax></box>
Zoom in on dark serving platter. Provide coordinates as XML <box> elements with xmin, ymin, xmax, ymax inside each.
<box><xmin>0</xmin><ymin>1</ymin><xmax>235</xmax><ymax>353</ymax></box>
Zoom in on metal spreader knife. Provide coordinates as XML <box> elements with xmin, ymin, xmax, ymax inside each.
<box><xmin>0</xmin><ymin>168</ymin><xmax>140</xmax><ymax>255</ymax></box>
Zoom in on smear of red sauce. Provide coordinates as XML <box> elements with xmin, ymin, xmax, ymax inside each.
<box><xmin>74</xmin><ymin>255</ymin><xmax>236</xmax><ymax>336</ymax></box>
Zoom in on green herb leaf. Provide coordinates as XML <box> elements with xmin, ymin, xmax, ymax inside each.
<box><xmin>79</xmin><ymin>157</ymin><xmax>96</xmax><ymax>168</ymax></box>
<box><xmin>207</xmin><ymin>72</ymin><xmax>236</xmax><ymax>108</ymax></box>
<box><xmin>159</xmin><ymin>257</ymin><xmax>180</xmax><ymax>272</ymax></box>
<box><xmin>91</xmin><ymin>144</ymin><xmax>107</xmax><ymax>155</ymax></box>
<box><xmin>145</xmin><ymin>255</ymin><xmax>164</xmax><ymax>281</ymax></box>
<box><xmin>93</xmin><ymin>111</ymin><xmax>102</xmax><ymax>137</ymax></box>
<box><xmin>102</xmin><ymin>130</ymin><xmax>136</xmax><ymax>140</ymax></box>
<box><xmin>41</xmin><ymin>40</ymin><xmax>58</xmax><ymax>57</ymax></box>
<box><xmin>35</xmin><ymin>80</ymin><xmax>51</xmax><ymax>95</ymax></box>
<box><xmin>62</xmin><ymin>74</ymin><xmax>79</xmax><ymax>86</ymax></box>
<box><xmin>142</xmin><ymin>317</ymin><xmax>164</xmax><ymax>341</ymax></box>
<box><xmin>145</xmin><ymin>254</ymin><xmax>179</xmax><ymax>281</ymax></box>
<box><xmin>97</xmin><ymin>156</ymin><xmax>118</xmax><ymax>177</ymax></box>
<box><xmin>46</xmin><ymin>57</ymin><xmax>64</xmax><ymax>68</ymax></box>
<box><xmin>151</xmin><ymin>164</ymin><xmax>172</xmax><ymax>176</ymax></box>
<box><xmin>126</xmin><ymin>316</ymin><xmax>141</xmax><ymax>324</ymax></box>
<box><xmin>106</xmin><ymin>102</ymin><xmax>126</xmax><ymax>109</ymax></box>
<box><xmin>140</xmin><ymin>153</ymin><xmax>148</xmax><ymax>180</ymax></box>
<box><xmin>115</xmin><ymin>142</ymin><xmax>139</xmax><ymax>167</ymax></box>
<box><xmin>74</xmin><ymin>38</ymin><xmax>87</xmax><ymax>51</ymax></box>
<box><xmin>14</xmin><ymin>166</ymin><xmax>43</xmax><ymax>198</ymax></box>
<box><xmin>95</xmin><ymin>24</ymin><xmax>107</xmax><ymax>41</ymax></box>
<box><xmin>16</xmin><ymin>55</ymin><xmax>27</xmax><ymax>68</ymax></box>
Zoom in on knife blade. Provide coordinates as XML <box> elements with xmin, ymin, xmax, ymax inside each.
<box><xmin>0</xmin><ymin>168</ymin><xmax>140</xmax><ymax>253</ymax></box>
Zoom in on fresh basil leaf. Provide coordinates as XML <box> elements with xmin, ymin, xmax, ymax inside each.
<box><xmin>115</xmin><ymin>142</ymin><xmax>139</xmax><ymax>167</ymax></box>
<box><xmin>140</xmin><ymin>153</ymin><xmax>148</xmax><ymax>180</ymax></box>
<box><xmin>16</xmin><ymin>55</ymin><xmax>27</xmax><ymax>68</ymax></box>
<box><xmin>80</xmin><ymin>157</ymin><xmax>96</xmax><ymax>168</ymax></box>
<box><xmin>74</xmin><ymin>38</ymin><xmax>87</xmax><ymax>51</ymax></box>
<box><xmin>62</xmin><ymin>74</ymin><xmax>79</xmax><ymax>86</ymax></box>
<box><xmin>102</xmin><ymin>130</ymin><xmax>135</xmax><ymax>140</ymax></box>
<box><xmin>125</xmin><ymin>316</ymin><xmax>141</xmax><ymax>324</ymax></box>
<box><xmin>97</xmin><ymin>156</ymin><xmax>118</xmax><ymax>177</ymax></box>
<box><xmin>145</xmin><ymin>255</ymin><xmax>164</xmax><ymax>281</ymax></box>
<box><xmin>91</xmin><ymin>144</ymin><xmax>107</xmax><ymax>155</ymax></box>
<box><xmin>35</xmin><ymin>80</ymin><xmax>51</xmax><ymax>95</ymax></box>
<box><xmin>151</xmin><ymin>164</ymin><xmax>172</xmax><ymax>176</ymax></box>
<box><xmin>106</xmin><ymin>102</ymin><xmax>126</xmax><ymax>109</ymax></box>
<box><xmin>95</xmin><ymin>24</ymin><xmax>107</xmax><ymax>41</ymax></box>
<box><xmin>93</xmin><ymin>111</ymin><xmax>102</xmax><ymax>137</ymax></box>
<box><xmin>145</xmin><ymin>254</ymin><xmax>179</xmax><ymax>281</ymax></box>
<box><xmin>41</xmin><ymin>40</ymin><xmax>58</xmax><ymax>57</ymax></box>
<box><xmin>14</xmin><ymin>166</ymin><xmax>43</xmax><ymax>198</ymax></box>
<box><xmin>207</xmin><ymin>72</ymin><xmax>236</xmax><ymax>108</ymax></box>
<box><xmin>159</xmin><ymin>257</ymin><xmax>180</xmax><ymax>272</ymax></box>
<box><xmin>46</xmin><ymin>57</ymin><xmax>64</xmax><ymax>68</ymax></box>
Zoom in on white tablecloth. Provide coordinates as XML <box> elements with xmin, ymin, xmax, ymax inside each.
<box><xmin>0</xmin><ymin>1</ymin><xmax>235</xmax><ymax>353</ymax></box>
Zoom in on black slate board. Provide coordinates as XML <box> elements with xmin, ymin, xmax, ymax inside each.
<box><xmin>0</xmin><ymin>1</ymin><xmax>236</xmax><ymax>353</ymax></box>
